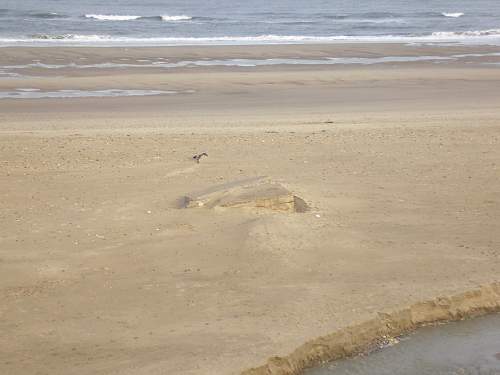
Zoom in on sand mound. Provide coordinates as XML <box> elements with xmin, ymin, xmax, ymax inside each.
<box><xmin>182</xmin><ymin>176</ymin><xmax>308</xmax><ymax>212</ymax></box>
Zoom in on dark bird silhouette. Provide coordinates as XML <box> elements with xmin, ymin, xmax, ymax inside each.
<box><xmin>193</xmin><ymin>152</ymin><xmax>208</xmax><ymax>163</ymax></box>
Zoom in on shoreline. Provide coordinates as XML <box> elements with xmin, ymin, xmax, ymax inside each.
<box><xmin>3</xmin><ymin>43</ymin><xmax>500</xmax><ymax>62</ymax></box>
<box><xmin>2</xmin><ymin>35</ymin><xmax>500</xmax><ymax>48</ymax></box>
<box><xmin>242</xmin><ymin>283</ymin><xmax>500</xmax><ymax>375</ymax></box>
<box><xmin>1</xmin><ymin>42</ymin><xmax>500</xmax><ymax>375</ymax></box>
<box><xmin>2</xmin><ymin>43</ymin><xmax>500</xmax><ymax>132</ymax></box>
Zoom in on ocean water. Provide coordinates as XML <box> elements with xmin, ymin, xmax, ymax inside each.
<box><xmin>1</xmin><ymin>0</ymin><xmax>500</xmax><ymax>45</ymax></box>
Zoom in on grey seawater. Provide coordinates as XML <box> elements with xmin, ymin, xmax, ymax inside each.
<box><xmin>0</xmin><ymin>89</ymin><xmax>187</xmax><ymax>99</ymax></box>
<box><xmin>2</xmin><ymin>0</ymin><xmax>500</xmax><ymax>45</ymax></box>
<box><xmin>3</xmin><ymin>53</ymin><xmax>500</xmax><ymax>77</ymax></box>
<box><xmin>306</xmin><ymin>313</ymin><xmax>500</xmax><ymax>375</ymax></box>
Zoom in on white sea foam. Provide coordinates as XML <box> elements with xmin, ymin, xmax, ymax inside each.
<box><xmin>3</xmin><ymin>30</ymin><xmax>500</xmax><ymax>47</ymax></box>
<box><xmin>84</xmin><ymin>14</ymin><xmax>142</xmax><ymax>21</ymax></box>
<box><xmin>172</xmin><ymin>56</ymin><xmax>456</xmax><ymax>66</ymax></box>
<box><xmin>431</xmin><ymin>29</ymin><xmax>500</xmax><ymax>37</ymax></box>
<box><xmin>16</xmin><ymin>88</ymin><xmax>41</xmax><ymax>91</ymax></box>
<box><xmin>442</xmin><ymin>12</ymin><xmax>464</xmax><ymax>18</ymax></box>
<box><xmin>5</xmin><ymin>53</ymin><xmax>500</xmax><ymax>72</ymax></box>
<box><xmin>0</xmin><ymin>89</ymin><xmax>187</xmax><ymax>99</ymax></box>
<box><xmin>0</xmin><ymin>70</ymin><xmax>21</xmax><ymax>77</ymax></box>
<box><xmin>161</xmin><ymin>15</ymin><xmax>192</xmax><ymax>21</ymax></box>
<box><xmin>28</xmin><ymin>34</ymin><xmax>113</xmax><ymax>41</ymax></box>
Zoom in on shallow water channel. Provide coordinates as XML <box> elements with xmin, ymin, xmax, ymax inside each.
<box><xmin>306</xmin><ymin>313</ymin><xmax>500</xmax><ymax>375</ymax></box>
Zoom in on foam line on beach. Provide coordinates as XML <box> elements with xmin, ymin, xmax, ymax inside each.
<box><xmin>4</xmin><ymin>57</ymin><xmax>450</xmax><ymax>70</ymax></box>
<box><xmin>0</xmin><ymin>89</ymin><xmax>191</xmax><ymax>99</ymax></box>
<box><xmin>0</xmin><ymin>69</ymin><xmax>20</xmax><ymax>77</ymax></box>
<box><xmin>3</xmin><ymin>53</ymin><xmax>500</xmax><ymax>73</ymax></box>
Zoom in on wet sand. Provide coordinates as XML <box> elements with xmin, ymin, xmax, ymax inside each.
<box><xmin>3</xmin><ymin>43</ymin><xmax>500</xmax><ymax>66</ymax></box>
<box><xmin>2</xmin><ymin>44</ymin><xmax>500</xmax><ymax>133</ymax></box>
<box><xmin>1</xmin><ymin>44</ymin><xmax>500</xmax><ymax>375</ymax></box>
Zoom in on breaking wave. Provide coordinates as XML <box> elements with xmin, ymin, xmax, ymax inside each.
<box><xmin>5</xmin><ymin>29</ymin><xmax>500</xmax><ymax>46</ymax></box>
<box><xmin>442</xmin><ymin>12</ymin><xmax>465</xmax><ymax>18</ymax></box>
<box><xmin>431</xmin><ymin>29</ymin><xmax>500</xmax><ymax>37</ymax></box>
<box><xmin>84</xmin><ymin>14</ymin><xmax>192</xmax><ymax>21</ymax></box>
<box><xmin>29</xmin><ymin>34</ymin><xmax>111</xmax><ymax>41</ymax></box>
<box><xmin>160</xmin><ymin>15</ymin><xmax>192</xmax><ymax>21</ymax></box>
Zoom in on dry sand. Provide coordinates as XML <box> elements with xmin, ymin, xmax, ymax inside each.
<box><xmin>1</xmin><ymin>44</ymin><xmax>500</xmax><ymax>375</ymax></box>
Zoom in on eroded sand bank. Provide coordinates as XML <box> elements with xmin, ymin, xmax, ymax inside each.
<box><xmin>1</xmin><ymin>45</ymin><xmax>499</xmax><ymax>375</ymax></box>
<box><xmin>306</xmin><ymin>308</ymin><xmax>500</xmax><ymax>375</ymax></box>
<box><xmin>244</xmin><ymin>283</ymin><xmax>500</xmax><ymax>374</ymax></box>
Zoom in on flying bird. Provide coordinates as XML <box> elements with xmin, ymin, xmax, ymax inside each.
<box><xmin>193</xmin><ymin>152</ymin><xmax>208</xmax><ymax>163</ymax></box>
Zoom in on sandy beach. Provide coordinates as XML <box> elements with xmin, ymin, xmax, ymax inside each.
<box><xmin>1</xmin><ymin>44</ymin><xmax>500</xmax><ymax>375</ymax></box>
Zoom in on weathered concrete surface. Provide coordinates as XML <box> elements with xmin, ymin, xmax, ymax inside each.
<box><xmin>183</xmin><ymin>177</ymin><xmax>309</xmax><ymax>212</ymax></box>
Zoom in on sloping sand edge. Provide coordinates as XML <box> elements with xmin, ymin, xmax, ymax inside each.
<box><xmin>242</xmin><ymin>282</ymin><xmax>500</xmax><ymax>375</ymax></box>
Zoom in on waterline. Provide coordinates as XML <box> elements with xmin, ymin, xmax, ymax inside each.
<box><xmin>306</xmin><ymin>313</ymin><xmax>500</xmax><ymax>375</ymax></box>
<box><xmin>0</xmin><ymin>89</ymin><xmax>191</xmax><ymax>99</ymax></box>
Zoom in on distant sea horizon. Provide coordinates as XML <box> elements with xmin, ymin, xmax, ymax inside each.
<box><xmin>1</xmin><ymin>0</ymin><xmax>500</xmax><ymax>46</ymax></box>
